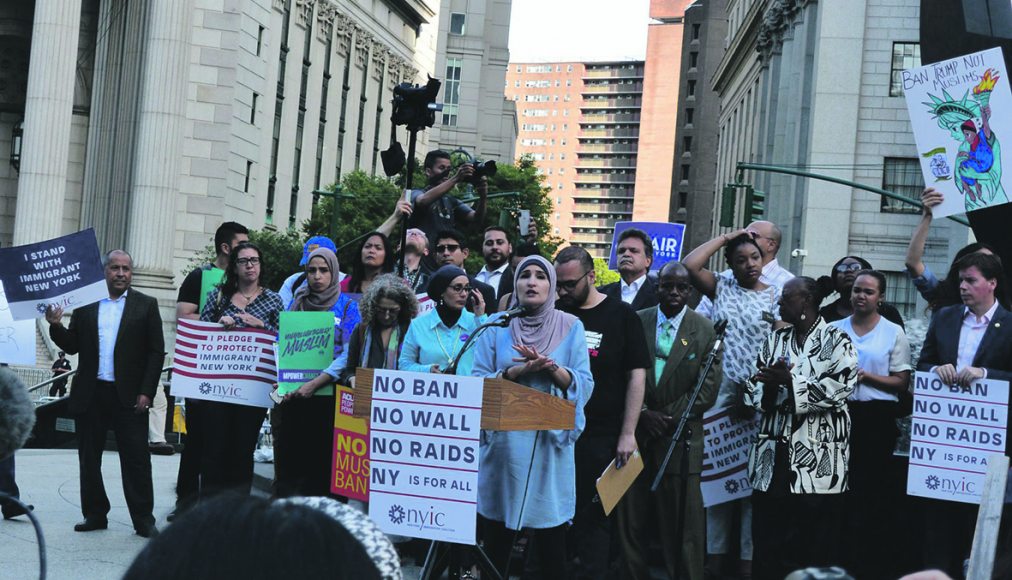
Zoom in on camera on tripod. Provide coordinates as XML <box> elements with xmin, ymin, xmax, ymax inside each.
<box><xmin>391</xmin><ymin>77</ymin><xmax>443</xmax><ymax>130</ymax></box>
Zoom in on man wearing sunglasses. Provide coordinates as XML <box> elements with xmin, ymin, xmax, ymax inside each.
<box><xmin>555</xmin><ymin>246</ymin><xmax>650</xmax><ymax>579</ymax></box>
<box><xmin>433</xmin><ymin>229</ymin><xmax>498</xmax><ymax>313</ymax></box>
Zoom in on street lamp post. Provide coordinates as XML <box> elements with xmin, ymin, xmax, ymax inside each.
<box><xmin>312</xmin><ymin>187</ymin><xmax>356</xmax><ymax>243</ymax></box>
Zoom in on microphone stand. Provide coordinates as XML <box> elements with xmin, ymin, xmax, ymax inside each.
<box><xmin>649</xmin><ymin>320</ymin><xmax>727</xmax><ymax>578</ymax></box>
<box><xmin>441</xmin><ymin>316</ymin><xmax>509</xmax><ymax>375</ymax></box>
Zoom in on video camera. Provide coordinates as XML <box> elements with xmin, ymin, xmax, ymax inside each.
<box><xmin>391</xmin><ymin>77</ymin><xmax>443</xmax><ymax>130</ymax></box>
<box><xmin>462</xmin><ymin>159</ymin><xmax>497</xmax><ymax>184</ymax></box>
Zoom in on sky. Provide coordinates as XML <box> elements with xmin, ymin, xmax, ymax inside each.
<box><xmin>508</xmin><ymin>0</ymin><xmax>651</xmax><ymax>63</ymax></box>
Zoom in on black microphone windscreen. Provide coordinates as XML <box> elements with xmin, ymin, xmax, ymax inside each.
<box><xmin>714</xmin><ymin>319</ymin><xmax>729</xmax><ymax>335</ymax></box>
<box><xmin>0</xmin><ymin>368</ymin><xmax>36</xmax><ymax>459</ymax></box>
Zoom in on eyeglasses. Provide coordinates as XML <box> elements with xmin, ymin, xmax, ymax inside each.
<box><xmin>377</xmin><ymin>306</ymin><xmax>401</xmax><ymax>316</ymax></box>
<box><xmin>435</xmin><ymin>244</ymin><xmax>461</xmax><ymax>253</ymax></box>
<box><xmin>237</xmin><ymin>257</ymin><xmax>261</xmax><ymax>266</ymax></box>
<box><xmin>557</xmin><ymin>270</ymin><xmax>591</xmax><ymax>292</ymax></box>
<box><xmin>447</xmin><ymin>284</ymin><xmax>473</xmax><ymax>294</ymax></box>
<box><xmin>834</xmin><ymin>263</ymin><xmax>862</xmax><ymax>273</ymax></box>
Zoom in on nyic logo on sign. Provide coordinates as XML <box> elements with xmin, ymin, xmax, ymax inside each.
<box><xmin>388</xmin><ymin>505</ymin><xmax>406</xmax><ymax>525</ymax></box>
<box><xmin>925</xmin><ymin>475</ymin><xmax>941</xmax><ymax>490</ymax></box>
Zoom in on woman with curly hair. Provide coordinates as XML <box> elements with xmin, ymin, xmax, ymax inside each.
<box><xmin>340</xmin><ymin>274</ymin><xmax>419</xmax><ymax>386</ymax></box>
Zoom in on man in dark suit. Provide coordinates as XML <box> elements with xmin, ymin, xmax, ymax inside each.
<box><xmin>475</xmin><ymin>226</ymin><xmax>515</xmax><ymax>300</ymax></box>
<box><xmin>46</xmin><ymin>250</ymin><xmax>165</xmax><ymax>537</ymax></box>
<box><xmin>600</xmin><ymin>228</ymin><xmax>658</xmax><ymax>310</ymax></box>
<box><xmin>434</xmin><ymin>229</ymin><xmax>497</xmax><ymax>313</ymax></box>
<box><xmin>917</xmin><ymin>251</ymin><xmax>1012</xmax><ymax>576</ymax></box>
<box><xmin>616</xmin><ymin>262</ymin><xmax>721</xmax><ymax>580</ymax></box>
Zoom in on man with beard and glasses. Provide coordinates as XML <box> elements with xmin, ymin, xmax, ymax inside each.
<box><xmin>433</xmin><ymin>229</ymin><xmax>498</xmax><ymax>313</ymax></box>
<box><xmin>554</xmin><ymin>246</ymin><xmax>649</xmax><ymax>578</ymax></box>
<box><xmin>408</xmin><ymin>150</ymin><xmax>488</xmax><ymax>249</ymax></box>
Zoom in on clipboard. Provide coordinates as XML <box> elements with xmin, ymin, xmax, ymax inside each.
<box><xmin>595</xmin><ymin>450</ymin><xmax>644</xmax><ymax>516</ymax></box>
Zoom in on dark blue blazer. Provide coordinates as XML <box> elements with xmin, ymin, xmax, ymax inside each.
<box><xmin>917</xmin><ymin>302</ymin><xmax>1012</xmax><ymax>456</ymax></box>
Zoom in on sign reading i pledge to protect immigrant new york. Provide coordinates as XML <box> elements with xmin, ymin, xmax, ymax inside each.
<box><xmin>907</xmin><ymin>371</ymin><xmax>1008</xmax><ymax>504</ymax></box>
<box><xmin>700</xmin><ymin>409</ymin><xmax>759</xmax><ymax>507</ymax></box>
<box><xmin>0</xmin><ymin>229</ymin><xmax>108</xmax><ymax>320</ymax></box>
<box><xmin>368</xmin><ymin>369</ymin><xmax>483</xmax><ymax>545</ymax></box>
<box><xmin>171</xmin><ymin>319</ymin><xmax>279</xmax><ymax>408</ymax></box>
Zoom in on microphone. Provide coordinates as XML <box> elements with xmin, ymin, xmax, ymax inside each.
<box><xmin>0</xmin><ymin>368</ymin><xmax>36</xmax><ymax>460</ymax></box>
<box><xmin>714</xmin><ymin>319</ymin><xmax>729</xmax><ymax>336</ymax></box>
<box><xmin>498</xmin><ymin>305</ymin><xmax>529</xmax><ymax>321</ymax></box>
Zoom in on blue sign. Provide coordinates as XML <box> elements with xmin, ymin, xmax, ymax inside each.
<box><xmin>607</xmin><ymin>222</ymin><xmax>686</xmax><ymax>272</ymax></box>
<box><xmin>0</xmin><ymin>229</ymin><xmax>108</xmax><ymax>320</ymax></box>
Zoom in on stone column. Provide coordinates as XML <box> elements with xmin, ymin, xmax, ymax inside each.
<box><xmin>125</xmin><ymin>0</ymin><xmax>193</xmax><ymax>290</ymax></box>
<box><xmin>12</xmin><ymin>0</ymin><xmax>83</xmax><ymax>245</ymax></box>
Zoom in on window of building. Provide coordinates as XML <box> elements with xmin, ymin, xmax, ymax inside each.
<box><xmin>250</xmin><ymin>91</ymin><xmax>258</xmax><ymax>124</ymax></box>
<box><xmin>450</xmin><ymin>12</ymin><xmax>466</xmax><ymax>35</ymax></box>
<box><xmin>514</xmin><ymin>80</ymin><xmax>520</xmax><ymax>88</ymax></box>
<box><xmin>442</xmin><ymin>57</ymin><xmax>462</xmax><ymax>126</ymax></box>
<box><xmin>890</xmin><ymin>42</ymin><xmax>921</xmax><ymax>97</ymax></box>
<box><xmin>683</xmin><ymin>135</ymin><xmax>692</xmax><ymax>152</ymax></box>
<box><xmin>560</xmin><ymin>153</ymin><xmax>566</xmax><ymax>159</ymax></box>
<box><xmin>525</xmin><ymin>80</ymin><xmax>551</xmax><ymax>88</ymax></box>
<box><xmin>532</xmin><ymin>153</ymin><xmax>545</xmax><ymax>160</ymax></box>
<box><xmin>884</xmin><ymin>271</ymin><xmax>919</xmax><ymax>320</ymax></box>
<box><xmin>566</xmin><ymin>80</ymin><xmax>571</xmax><ymax>87</ymax></box>
<box><xmin>691</xmin><ymin>23</ymin><xmax>700</xmax><ymax>40</ymax></box>
<box><xmin>244</xmin><ymin>160</ymin><xmax>253</xmax><ymax>193</ymax></box>
<box><xmin>681</xmin><ymin>164</ymin><xmax>690</xmax><ymax>182</ymax></box>
<box><xmin>527</xmin><ymin>64</ymin><xmax>552</xmax><ymax>73</ymax></box>
<box><xmin>679</xmin><ymin>191</ymin><xmax>688</xmax><ymax>208</ymax></box>
<box><xmin>521</xmin><ymin>123</ymin><xmax>546</xmax><ymax>131</ymax></box>
<box><xmin>257</xmin><ymin>25</ymin><xmax>265</xmax><ymax>56</ymax></box>
<box><xmin>689</xmin><ymin>52</ymin><xmax>698</xmax><ymax>69</ymax></box>
<box><xmin>521</xmin><ymin>138</ymin><xmax>546</xmax><ymax>146</ymax></box>
<box><xmin>685</xmin><ymin>108</ymin><xmax>694</xmax><ymax>125</ymax></box>
<box><xmin>881</xmin><ymin>157</ymin><xmax>922</xmax><ymax>213</ymax></box>
<box><xmin>687</xmin><ymin>80</ymin><xmax>696</xmax><ymax>97</ymax></box>
<box><xmin>567</xmin><ymin>64</ymin><xmax>573</xmax><ymax>72</ymax></box>
<box><xmin>525</xmin><ymin>94</ymin><xmax>551</xmax><ymax>102</ymax></box>
<box><xmin>525</xmin><ymin>109</ymin><xmax>549</xmax><ymax>117</ymax></box>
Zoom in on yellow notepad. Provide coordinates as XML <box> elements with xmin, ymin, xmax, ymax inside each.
<box><xmin>595</xmin><ymin>450</ymin><xmax>644</xmax><ymax>516</ymax></box>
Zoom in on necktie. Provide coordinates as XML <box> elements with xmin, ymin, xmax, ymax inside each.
<box><xmin>655</xmin><ymin>320</ymin><xmax>674</xmax><ymax>382</ymax></box>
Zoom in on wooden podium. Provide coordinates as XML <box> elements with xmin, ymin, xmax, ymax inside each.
<box><xmin>352</xmin><ymin>368</ymin><xmax>576</xmax><ymax>431</ymax></box>
<box><xmin>352</xmin><ymin>367</ymin><xmax>576</xmax><ymax>580</ymax></box>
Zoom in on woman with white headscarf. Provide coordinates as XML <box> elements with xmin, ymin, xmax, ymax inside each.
<box><xmin>472</xmin><ymin>255</ymin><xmax>594</xmax><ymax>578</ymax></box>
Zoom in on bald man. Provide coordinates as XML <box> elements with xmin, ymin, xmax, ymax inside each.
<box><xmin>696</xmin><ymin>221</ymin><xmax>794</xmax><ymax>319</ymax></box>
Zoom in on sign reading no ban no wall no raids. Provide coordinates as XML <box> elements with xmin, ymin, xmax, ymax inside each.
<box><xmin>608</xmin><ymin>222</ymin><xmax>686</xmax><ymax>272</ymax></box>
<box><xmin>0</xmin><ymin>229</ymin><xmax>107</xmax><ymax>321</ymax></box>
<box><xmin>368</xmin><ymin>369</ymin><xmax>483</xmax><ymax>545</ymax></box>
<box><xmin>907</xmin><ymin>371</ymin><xmax>1009</xmax><ymax>504</ymax></box>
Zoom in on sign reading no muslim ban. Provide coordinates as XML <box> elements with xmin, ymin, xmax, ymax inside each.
<box><xmin>608</xmin><ymin>222</ymin><xmax>686</xmax><ymax>272</ymax></box>
<box><xmin>908</xmin><ymin>371</ymin><xmax>1009</xmax><ymax>504</ymax></box>
<box><xmin>368</xmin><ymin>369</ymin><xmax>483</xmax><ymax>545</ymax></box>
<box><xmin>171</xmin><ymin>319</ymin><xmax>278</xmax><ymax>408</ymax></box>
<box><xmin>277</xmin><ymin>311</ymin><xmax>335</xmax><ymax>396</ymax></box>
<box><xmin>333</xmin><ymin>384</ymin><xmax>370</xmax><ymax>501</ymax></box>
<box><xmin>0</xmin><ymin>229</ymin><xmax>107</xmax><ymax>321</ymax></box>
<box><xmin>701</xmin><ymin>409</ymin><xmax>759</xmax><ymax>507</ymax></box>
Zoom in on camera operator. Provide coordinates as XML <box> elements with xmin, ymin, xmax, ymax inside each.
<box><xmin>408</xmin><ymin>150</ymin><xmax>488</xmax><ymax>248</ymax></box>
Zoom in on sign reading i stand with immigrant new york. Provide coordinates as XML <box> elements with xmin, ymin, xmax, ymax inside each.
<box><xmin>907</xmin><ymin>371</ymin><xmax>1009</xmax><ymax>504</ymax></box>
<box><xmin>0</xmin><ymin>229</ymin><xmax>108</xmax><ymax>320</ymax></box>
<box><xmin>171</xmin><ymin>319</ymin><xmax>279</xmax><ymax>408</ymax></box>
<box><xmin>368</xmin><ymin>369</ymin><xmax>483</xmax><ymax>545</ymax></box>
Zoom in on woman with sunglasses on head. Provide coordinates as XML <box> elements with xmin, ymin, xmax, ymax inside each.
<box><xmin>399</xmin><ymin>265</ymin><xmax>487</xmax><ymax>376</ymax></box>
<box><xmin>200</xmin><ymin>242</ymin><xmax>285</xmax><ymax>498</ymax></box>
<box><xmin>472</xmin><ymin>255</ymin><xmax>593</xmax><ymax>579</ymax></box>
<box><xmin>341</xmin><ymin>231</ymin><xmax>395</xmax><ymax>295</ymax></box>
<box><xmin>818</xmin><ymin>256</ymin><xmax>905</xmax><ymax>327</ymax></box>
<box><xmin>273</xmin><ymin>247</ymin><xmax>361</xmax><ymax>498</ymax></box>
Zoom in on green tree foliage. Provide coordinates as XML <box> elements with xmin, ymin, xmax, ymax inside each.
<box><xmin>593</xmin><ymin>258</ymin><xmax>620</xmax><ymax>287</ymax></box>
<box><xmin>180</xmin><ymin>229</ymin><xmax>303</xmax><ymax>292</ymax></box>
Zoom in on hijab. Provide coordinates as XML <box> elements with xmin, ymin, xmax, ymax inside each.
<box><xmin>508</xmin><ymin>255</ymin><xmax>576</xmax><ymax>355</ymax></box>
<box><xmin>292</xmin><ymin>248</ymin><xmax>341</xmax><ymax>312</ymax></box>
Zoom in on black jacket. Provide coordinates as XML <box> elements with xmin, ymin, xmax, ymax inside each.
<box><xmin>600</xmin><ymin>275</ymin><xmax>659</xmax><ymax>311</ymax></box>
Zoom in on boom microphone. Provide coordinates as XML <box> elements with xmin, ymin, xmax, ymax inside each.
<box><xmin>0</xmin><ymin>367</ymin><xmax>36</xmax><ymax>459</ymax></box>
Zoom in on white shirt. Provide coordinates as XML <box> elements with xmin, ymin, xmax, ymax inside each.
<box><xmin>475</xmin><ymin>262</ymin><xmax>509</xmax><ymax>297</ymax></box>
<box><xmin>620</xmin><ymin>273</ymin><xmax>647</xmax><ymax>305</ymax></box>
<box><xmin>831</xmin><ymin>316</ymin><xmax>912</xmax><ymax>402</ymax></box>
<box><xmin>696</xmin><ymin>259</ymin><xmax>794</xmax><ymax>319</ymax></box>
<box><xmin>97</xmin><ymin>291</ymin><xmax>128</xmax><ymax>381</ymax></box>
<box><xmin>957</xmin><ymin>300</ymin><xmax>999</xmax><ymax>373</ymax></box>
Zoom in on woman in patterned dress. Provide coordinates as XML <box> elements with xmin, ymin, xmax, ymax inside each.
<box><xmin>682</xmin><ymin>230</ymin><xmax>782</xmax><ymax>579</ymax></box>
<box><xmin>200</xmin><ymin>242</ymin><xmax>285</xmax><ymax>498</ymax></box>
<box><xmin>745</xmin><ymin>277</ymin><xmax>857</xmax><ymax>580</ymax></box>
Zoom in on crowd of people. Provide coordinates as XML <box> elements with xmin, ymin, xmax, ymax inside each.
<box><xmin>13</xmin><ymin>150</ymin><xmax>1012</xmax><ymax>580</ymax></box>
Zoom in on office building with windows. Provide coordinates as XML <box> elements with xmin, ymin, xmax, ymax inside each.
<box><xmin>0</xmin><ymin>0</ymin><xmax>439</xmax><ymax>337</ymax></box>
<box><xmin>709</xmin><ymin>0</ymin><xmax>970</xmax><ymax>319</ymax></box>
<box><xmin>506</xmin><ymin>60</ymin><xmax>645</xmax><ymax>257</ymax></box>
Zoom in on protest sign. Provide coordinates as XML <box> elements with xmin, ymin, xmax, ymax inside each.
<box><xmin>701</xmin><ymin>409</ymin><xmax>759</xmax><ymax>507</ymax></box>
<box><xmin>171</xmin><ymin>319</ymin><xmax>278</xmax><ymax>408</ymax></box>
<box><xmin>0</xmin><ymin>229</ymin><xmax>107</xmax><ymax>320</ymax></box>
<box><xmin>276</xmin><ymin>311</ymin><xmax>335</xmax><ymax>396</ymax></box>
<box><xmin>902</xmin><ymin>47</ymin><xmax>1011</xmax><ymax>218</ymax></box>
<box><xmin>907</xmin><ymin>371</ymin><xmax>1009</xmax><ymax>504</ymax></box>
<box><xmin>332</xmin><ymin>385</ymin><xmax>370</xmax><ymax>501</ymax></box>
<box><xmin>368</xmin><ymin>369</ymin><xmax>483</xmax><ymax>544</ymax></box>
<box><xmin>608</xmin><ymin>222</ymin><xmax>686</xmax><ymax>272</ymax></box>
<box><xmin>416</xmin><ymin>294</ymin><xmax>435</xmax><ymax>317</ymax></box>
<box><xmin>0</xmin><ymin>280</ymin><xmax>36</xmax><ymax>365</ymax></box>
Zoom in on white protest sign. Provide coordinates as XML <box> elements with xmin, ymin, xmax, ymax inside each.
<box><xmin>907</xmin><ymin>371</ymin><xmax>1009</xmax><ymax>504</ymax></box>
<box><xmin>701</xmin><ymin>409</ymin><xmax>759</xmax><ymax>507</ymax></box>
<box><xmin>368</xmin><ymin>369</ymin><xmax>482</xmax><ymax>545</ymax></box>
<box><xmin>171</xmin><ymin>319</ymin><xmax>278</xmax><ymax>408</ymax></box>
<box><xmin>902</xmin><ymin>47</ymin><xmax>1011</xmax><ymax>218</ymax></box>
<box><xmin>0</xmin><ymin>280</ymin><xmax>36</xmax><ymax>365</ymax></box>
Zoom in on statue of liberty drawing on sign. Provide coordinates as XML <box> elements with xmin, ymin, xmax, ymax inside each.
<box><xmin>925</xmin><ymin>69</ymin><xmax>1007</xmax><ymax>212</ymax></box>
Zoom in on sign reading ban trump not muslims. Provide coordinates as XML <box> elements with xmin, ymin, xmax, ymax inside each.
<box><xmin>0</xmin><ymin>229</ymin><xmax>107</xmax><ymax>320</ymax></box>
<box><xmin>368</xmin><ymin>369</ymin><xmax>483</xmax><ymax>545</ymax></box>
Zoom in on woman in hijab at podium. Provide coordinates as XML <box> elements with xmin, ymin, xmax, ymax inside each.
<box><xmin>472</xmin><ymin>255</ymin><xmax>594</xmax><ymax>578</ymax></box>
